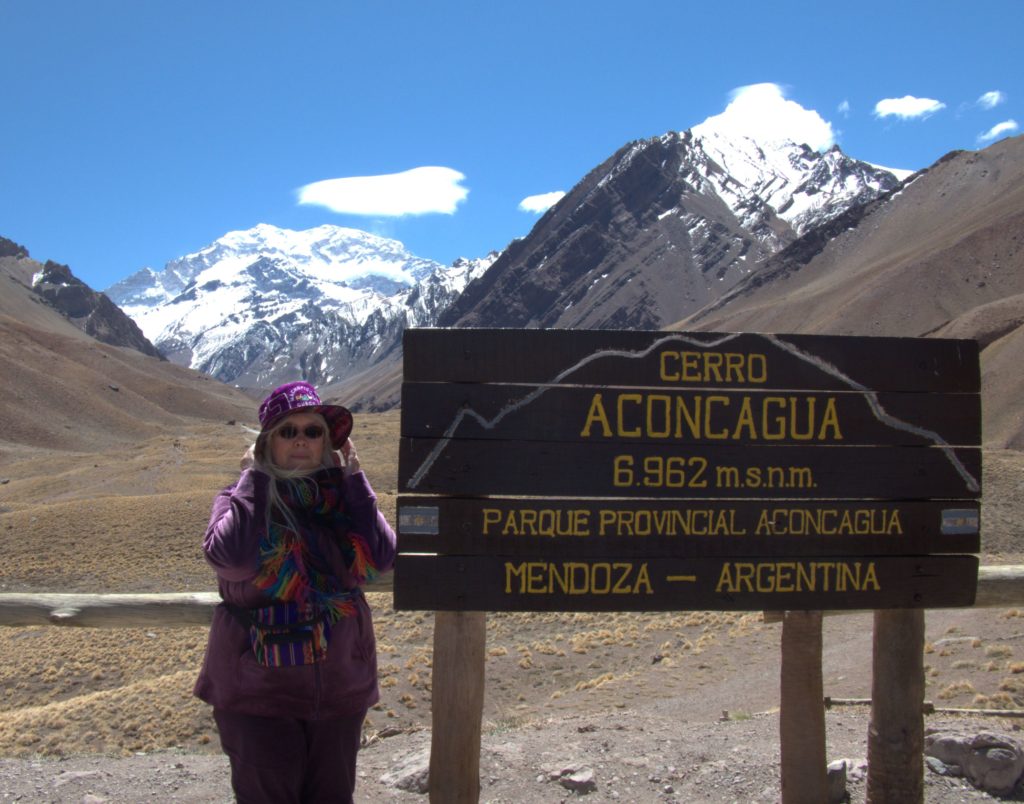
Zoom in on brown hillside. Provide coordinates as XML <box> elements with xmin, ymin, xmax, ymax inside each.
<box><xmin>1</xmin><ymin>241</ymin><xmax>1024</xmax><ymax>802</ymax></box>
<box><xmin>681</xmin><ymin>136</ymin><xmax>1024</xmax><ymax>449</ymax></box>
<box><xmin>0</xmin><ymin>256</ymin><xmax>256</xmax><ymax>455</ymax></box>
<box><xmin>322</xmin><ymin>355</ymin><xmax>403</xmax><ymax>413</ymax></box>
<box><xmin>974</xmin><ymin>323</ymin><xmax>1024</xmax><ymax>449</ymax></box>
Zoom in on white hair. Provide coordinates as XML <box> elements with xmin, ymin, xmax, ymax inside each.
<box><xmin>254</xmin><ymin>412</ymin><xmax>334</xmax><ymax>535</ymax></box>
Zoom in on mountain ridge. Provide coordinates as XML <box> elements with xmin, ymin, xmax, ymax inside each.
<box><xmin>336</xmin><ymin>128</ymin><xmax>907</xmax><ymax>410</ymax></box>
<box><xmin>0</xmin><ymin>249</ymin><xmax>255</xmax><ymax>455</ymax></box>
<box><xmin>6</xmin><ymin>130</ymin><xmax>1020</xmax><ymax>449</ymax></box>
<box><xmin>105</xmin><ymin>224</ymin><xmax>495</xmax><ymax>391</ymax></box>
<box><xmin>679</xmin><ymin>135</ymin><xmax>1024</xmax><ymax>448</ymax></box>
<box><xmin>440</xmin><ymin>128</ymin><xmax>904</xmax><ymax>331</ymax></box>
<box><xmin>0</xmin><ymin>239</ymin><xmax>163</xmax><ymax>360</ymax></box>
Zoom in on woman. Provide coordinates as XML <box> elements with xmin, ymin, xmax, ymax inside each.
<box><xmin>195</xmin><ymin>381</ymin><xmax>396</xmax><ymax>803</ymax></box>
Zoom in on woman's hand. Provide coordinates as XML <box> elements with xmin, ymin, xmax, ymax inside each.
<box><xmin>340</xmin><ymin>438</ymin><xmax>361</xmax><ymax>476</ymax></box>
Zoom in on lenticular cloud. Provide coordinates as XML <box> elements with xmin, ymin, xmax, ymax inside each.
<box><xmin>873</xmin><ymin>96</ymin><xmax>946</xmax><ymax>120</ymax></box>
<box><xmin>298</xmin><ymin>166</ymin><xmax>469</xmax><ymax>217</ymax></box>
<box><xmin>978</xmin><ymin>120</ymin><xmax>1019</xmax><ymax>143</ymax></box>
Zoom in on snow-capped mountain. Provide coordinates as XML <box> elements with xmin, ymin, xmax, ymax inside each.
<box><xmin>690</xmin><ymin>119</ymin><xmax>912</xmax><ymax>238</ymax></box>
<box><xmin>108</xmin><ymin>223</ymin><xmax>442</xmax><ymax>314</ymax></box>
<box><xmin>441</xmin><ymin>126</ymin><xmax>907</xmax><ymax>332</ymax></box>
<box><xmin>106</xmin><ymin>224</ymin><xmax>494</xmax><ymax>387</ymax></box>
<box><xmin>105</xmin><ymin>105</ymin><xmax>908</xmax><ymax>395</ymax></box>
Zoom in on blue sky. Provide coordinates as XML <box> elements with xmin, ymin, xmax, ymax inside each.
<box><xmin>2</xmin><ymin>0</ymin><xmax>1020</xmax><ymax>291</ymax></box>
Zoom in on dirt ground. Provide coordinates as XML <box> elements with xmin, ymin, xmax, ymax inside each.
<box><xmin>1</xmin><ymin>412</ymin><xmax>1023</xmax><ymax>802</ymax></box>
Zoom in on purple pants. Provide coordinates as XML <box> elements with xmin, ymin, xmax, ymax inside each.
<box><xmin>213</xmin><ymin>708</ymin><xmax>365</xmax><ymax>803</ymax></box>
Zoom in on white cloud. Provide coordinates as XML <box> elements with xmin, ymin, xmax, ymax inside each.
<box><xmin>838</xmin><ymin>100</ymin><xmax>851</xmax><ymax>117</ymax></box>
<box><xmin>297</xmin><ymin>166</ymin><xmax>468</xmax><ymax>216</ymax></box>
<box><xmin>695</xmin><ymin>83</ymin><xmax>835</xmax><ymax>150</ymax></box>
<box><xmin>873</xmin><ymin>96</ymin><xmax>946</xmax><ymax>120</ymax></box>
<box><xmin>978</xmin><ymin>90</ymin><xmax>1006</xmax><ymax>110</ymax></box>
<box><xmin>518</xmin><ymin>191</ymin><xmax>565</xmax><ymax>214</ymax></box>
<box><xmin>978</xmin><ymin>119</ymin><xmax>1019</xmax><ymax>143</ymax></box>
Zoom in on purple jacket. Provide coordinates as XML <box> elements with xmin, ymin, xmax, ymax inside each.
<box><xmin>193</xmin><ymin>467</ymin><xmax>396</xmax><ymax>720</ymax></box>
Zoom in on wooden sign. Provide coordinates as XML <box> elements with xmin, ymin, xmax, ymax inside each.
<box><xmin>395</xmin><ymin>554</ymin><xmax>979</xmax><ymax>612</ymax></box>
<box><xmin>401</xmin><ymin>384</ymin><xmax>981</xmax><ymax>446</ymax></box>
<box><xmin>397</xmin><ymin>497</ymin><xmax>981</xmax><ymax>557</ymax></box>
<box><xmin>395</xmin><ymin>329</ymin><xmax>981</xmax><ymax>612</ymax></box>
<box><xmin>400</xmin><ymin>440</ymin><xmax>980</xmax><ymax>499</ymax></box>
<box><xmin>401</xmin><ymin>329</ymin><xmax>979</xmax><ymax>391</ymax></box>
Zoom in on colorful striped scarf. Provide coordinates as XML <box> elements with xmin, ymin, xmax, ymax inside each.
<box><xmin>254</xmin><ymin>469</ymin><xmax>379</xmax><ymax>624</ymax></box>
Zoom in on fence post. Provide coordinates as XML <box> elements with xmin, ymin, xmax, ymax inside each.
<box><xmin>779</xmin><ymin>610</ymin><xmax>827</xmax><ymax>803</ymax></box>
<box><xmin>429</xmin><ymin>610</ymin><xmax>486</xmax><ymax>804</ymax></box>
<box><xmin>867</xmin><ymin>609</ymin><xmax>925</xmax><ymax>803</ymax></box>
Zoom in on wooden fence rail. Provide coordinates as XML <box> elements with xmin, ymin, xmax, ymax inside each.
<box><xmin>0</xmin><ymin>566</ymin><xmax>1017</xmax><ymax>628</ymax></box>
<box><xmin>0</xmin><ymin>577</ymin><xmax>393</xmax><ymax>628</ymax></box>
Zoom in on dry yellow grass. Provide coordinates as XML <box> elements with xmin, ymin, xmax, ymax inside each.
<box><xmin>2</xmin><ymin>409</ymin><xmax>1024</xmax><ymax>760</ymax></box>
<box><xmin>937</xmin><ymin>680</ymin><xmax>977</xmax><ymax>700</ymax></box>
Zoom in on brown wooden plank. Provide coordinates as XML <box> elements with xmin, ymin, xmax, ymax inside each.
<box><xmin>780</xmin><ymin>611</ymin><xmax>827</xmax><ymax>803</ymax></box>
<box><xmin>868</xmin><ymin>610</ymin><xmax>926</xmax><ymax>802</ymax></box>
<box><xmin>399</xmin><ymin>439</ymin><xmax>982</xmax><ymax>500</ymax></box>
<box><xmin>402</xmin><ymin>329</ymin><xmax>980</xmax><ymax>392</ymax></box>
<box><xmin>392</xmin><ymin>554</ymin><xmax>979</xmax><ymax>611</ymax></box>
<box><xmin>400</xmin><ymin>383</ymin><xmax>980</xmax><ymax>447</ymax></box>
<box><xmin>396</xmin><ymin>497</ymin><xmax>980</xmax><ymax>557</ymax></box>
<box><xmin>429</xmin><ymin>611</ymin><xmax>486</xmax><ymax>804</ymax></box>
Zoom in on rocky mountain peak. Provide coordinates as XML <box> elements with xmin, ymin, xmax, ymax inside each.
<box><xmin>0</xmin><ymin>236</ymin><xmax>30</xmax><ymax>259</ymax></box>
<box><xmin>28</xmin><ymin>259</ymin><xmax>163</xmax><ymax>359</ymax></box>
<box><xmin>107</xmin><ymin>223</ymin><xmax>443</xmax><ymax>313</ymax></box>
<box><xmin>439</xmin><ymin>125</ymin><xmax>905</xmax><ymax>334</ymax></box>
<box><xmin>106</xmin><ymin>224</ymin><xmax>492</xmax><ymax>389</ymax></box>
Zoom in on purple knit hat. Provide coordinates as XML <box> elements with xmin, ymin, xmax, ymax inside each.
<box><xmin>257</xmin><ymin>381</ymin><xmax>353</xmax><ymax>450</ymax></box>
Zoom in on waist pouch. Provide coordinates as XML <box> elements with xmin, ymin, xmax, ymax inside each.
<box><xmin>226</xmin><ymin>601</ymin><xmax>331</xmax><ymax>667</ymax></box>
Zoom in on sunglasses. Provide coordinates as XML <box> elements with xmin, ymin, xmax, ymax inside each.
<box><xmin>275</xmin><ymin>424</ymin><xmax>326</xmax><ymax>441</ymax></box>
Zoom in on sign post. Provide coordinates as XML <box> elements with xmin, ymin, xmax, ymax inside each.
<box><xmin>396</xmin><ymin>328</ymin><xmax>981</xmax><ymax>802</ymax></box>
